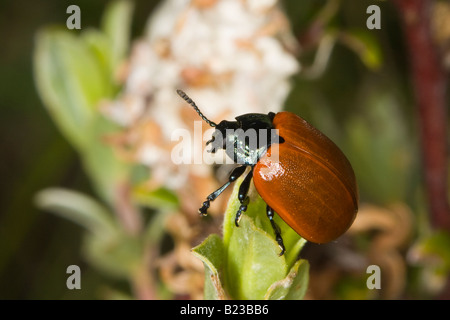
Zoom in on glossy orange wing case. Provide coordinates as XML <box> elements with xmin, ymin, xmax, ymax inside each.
<box><xmin>253</xmin><ymin>112</ymin><xmax>358</xmax><ymax>243</ymax></box>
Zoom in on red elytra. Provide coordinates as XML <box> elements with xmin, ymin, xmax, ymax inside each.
<box><xmin>253</xmin><ymin>112</ymin><xmax>358</xmax><ymax>243</ymax></box>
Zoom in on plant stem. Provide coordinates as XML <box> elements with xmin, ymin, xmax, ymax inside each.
<box><xmin>114</xmin><ymin>181</ymin><xmax>142</xmax><ymax>236</ymax></box>
<box><xmin>394</xmin><ymin>0</ymin><xmax>450</xmax><ymax>230</ymax></box>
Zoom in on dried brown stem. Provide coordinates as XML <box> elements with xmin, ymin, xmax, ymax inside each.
<box><xmin>114</xmin><ymin>181</ymin><xmax>143</xmax><ymax>236</ymax></box>
<box><xmin>394</xmin><ymin>0</ymin><xmax>450</xmax><ymax>230</ymax></box>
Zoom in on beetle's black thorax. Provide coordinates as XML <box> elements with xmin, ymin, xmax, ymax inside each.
<box><xmin>208</xmin><ymin>112</ymin><xmax>282</xmax><ymax>165</ymax></box>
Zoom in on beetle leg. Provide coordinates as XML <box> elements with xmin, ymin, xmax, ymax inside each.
<box><xmin>235</xmin><ymin>168</ymin><xmax>254</xmax><ymax>226</ymax></box>
<box><xmin>206</xmin><ymin>136</ymin><xmax>216</xmax><ymax>153</ymax></box>
<box><xmin>235</xmin><ymin>197</ymin><xmax>249</xmax><ymax>227</ymax></box>
<box><xmin>198</xmin><ymin>165</ymin><xmax>247</xmax><ymax>216</ymax></box>
<box><xmin>266</xmin><ymin>205</ymin><xmax>286</xmax><ymax>256</ymax></box>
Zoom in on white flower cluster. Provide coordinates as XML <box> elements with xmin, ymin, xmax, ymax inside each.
<box><xmin>103</xmin><ymin>0</ymin><xmax>300</xmax><ymax>190</ymax></box>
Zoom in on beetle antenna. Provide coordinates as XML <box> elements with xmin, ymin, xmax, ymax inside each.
<box><xmin>176</xmin><ymin>89</ymin><xmax>217</xmax><ymax>127</ymax></box>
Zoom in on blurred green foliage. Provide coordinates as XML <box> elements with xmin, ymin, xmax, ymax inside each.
<box><xmin>33</xmin><ymin>0</ymin><xmax>132</xmax><ymax>203</ymax></box>
<box><xmin>0</xmin><ymin>0</ymin><xmax>160</xmax><ymax>299</ymax></box>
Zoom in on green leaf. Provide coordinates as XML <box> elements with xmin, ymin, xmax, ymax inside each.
<box><xmin>80</xmin><ymin>115</ymin><xmax>129</xmax><ymax>203</ymax></box>
<box><xmin>81</xmin><ymin>28</ymin><xmax>116</xmax><ymax>95</ymax></box>
<box><xmin>34</xmin><ymin>188</ymin><xmax>116</xmax><ymax>237</ymax></box>
<box><xmin>34</xmin><ymin>20</ymin><xmax>131</xmax><ymax>203</ymax></box>
<box><xmin>192</xmin><ymin>175</ymin><xmax>309</xmax><ymax>300</ymax></box>
<box><xmin>224</xmin><ymin>213</ymin><xmax>288</xmax><ymax>299</ymax></box>
<box><xmin>192</xmin><ymin>234</ymin><xmax>227</xmax><ymax>300</ymax></box>
<box><xmin>222</xmin><ymin>177</ymin><xmax>306</xmax><ymax>299</ymax></box>
<box><xmin>264</xmin><ymin>259</ymin><xmax>310</xmax><ymax>300</ymax></box>
<box><xmin>101</xmin><ymin>0</ymin><xmax>134</xmax><ymax>74</ymax></box>
<box><xmin>34</xmin><ymin>28</ymin><xmax>104</xmax><ymax>148</ymax></box>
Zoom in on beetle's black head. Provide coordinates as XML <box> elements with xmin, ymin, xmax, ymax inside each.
<box><xmin>206</xmin><ymin>120</ymin><xmax>239</xmax><ymax>153</ymax></box>
<box><xmin>208</xmin><ymin>114</ymin><xmax>284</xmax><ymax>165</ymax></box>
<box><xmin>177</xmin><ymin>90</ymin><xmax>284</xmax><ymax>165</ymax></box>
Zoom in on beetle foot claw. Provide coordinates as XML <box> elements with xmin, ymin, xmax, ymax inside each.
<box><xmin>278</xmin><ymin>245</ymin><xmax>286</xmax><ymax>257</ymax></box>
<box><xmin>234</xmin><ymin>204</ymin><xmax>247</xmax><ymax>227</ymax></box>
<box><xmin>199</xmin><ymin>201</ymin><xmax>210</xmax><ymax>216</ymax></box>
<box><xmin>276</xmin><ymin>235</ymin><xmax>285</xmax><ymax>256</ymax></box>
